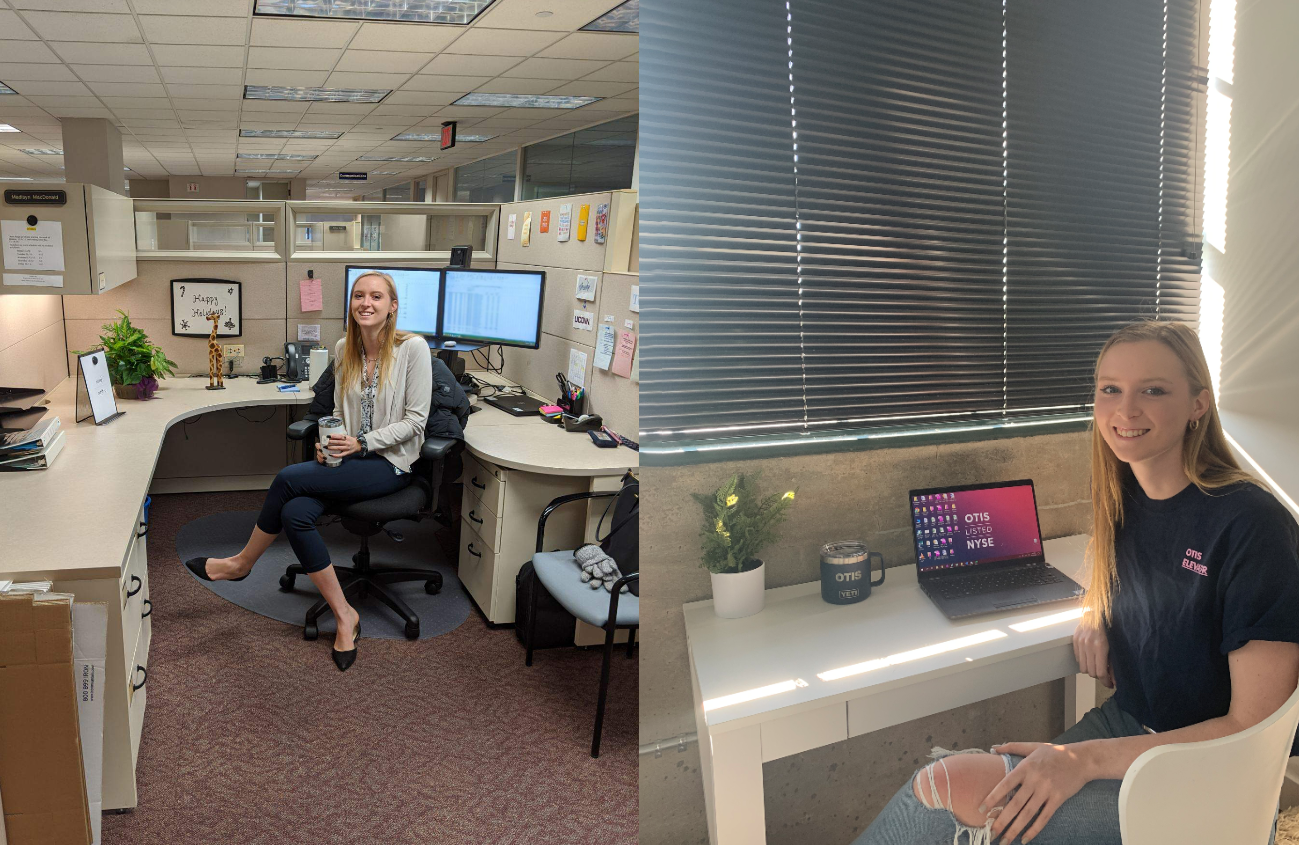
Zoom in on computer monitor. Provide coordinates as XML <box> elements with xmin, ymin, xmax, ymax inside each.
<box><xmin>344</xmin><ymin>266</ymin><xmax>442</xmax><ymax>336</ymax></box>
<box><xmin>441</xmin><ymin>269</ymin><xmax>545</xmax><ymax>349</ymax></box>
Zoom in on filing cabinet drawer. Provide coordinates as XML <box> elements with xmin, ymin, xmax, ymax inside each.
<box><xmin>121</xmin><ymin>510</ymin><xmax>149</xmax><ymax>660</ymax></box>
<box><xmin>458</xmin><ymin>518</ymin><xmax>496</xmax><ymax>615</ymax></box>
<box><xmin>462</xmin><ymin>453</ymin><xmax>506</xmax><ymax>517</ymax></box>
<box><xmin>461</xmin><ymin>484</ymin><xmax>503</xmax><ymax>552</ymax></box>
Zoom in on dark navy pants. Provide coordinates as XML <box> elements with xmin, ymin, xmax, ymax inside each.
<box><xmin>256</xmin><ymin>454</ymin><xmax>411</xmax><ymax>573</ymax></box>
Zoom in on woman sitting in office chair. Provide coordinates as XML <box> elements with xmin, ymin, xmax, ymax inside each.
<box><xmin>855</xmin><ymin>320</ymin><xmax>1299</xmax><ymax>845</ymax></box>
<box><xmin>184</xmin><ymin>270</ymin><xmax>431</xmax><ymax>672</ymax></box>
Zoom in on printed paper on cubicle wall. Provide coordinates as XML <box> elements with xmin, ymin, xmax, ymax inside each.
<box><xmin>595</xmin><ymin>324</ymin><xmax>616</xmax><ymax>370</ymax></box>
<box><xmin>572</xmin><ymin>310</ymin><xmax>594</xmax><ymax>332</ymax></box>
<box><xmin>2</xmin><ymin>219</ymin><xmax>65</xmax><ymax>271</ymax></box>
<box><xmin>575</xmin><ymin>274</ymin><xmax>598</xmax><ymax>301</ymax></box>
<box><xmin>568</xmin><ymin>348</ymin><xmax>588</xmax><ymax>389</ymax></box>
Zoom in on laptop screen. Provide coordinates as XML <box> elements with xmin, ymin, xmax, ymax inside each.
<box><xmin>909</xmin><ymin>480</ymin><xmax>1043</xmax><ymax>573</ymax></box>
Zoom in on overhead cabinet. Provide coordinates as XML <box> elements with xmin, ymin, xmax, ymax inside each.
<box><xmin>1</xmin><ymin>182</ymin><xmax>138</xmax><ymax>295</ymax></box>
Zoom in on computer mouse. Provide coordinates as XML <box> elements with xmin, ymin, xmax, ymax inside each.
<box><xmin>444</xmin><ymin>340</ymin><xmax>457</xmax><ymax>348</ymax></box>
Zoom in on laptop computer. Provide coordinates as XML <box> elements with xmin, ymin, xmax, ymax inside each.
<box><xmin>483</xmin><ymin>393</ymin><xmax>547</xmax><ymax>417</ymax></box>
<box><xmin>909</xmin><ymin>479</ymin><xmax>1084</xmax><ymax>619</ymax></box>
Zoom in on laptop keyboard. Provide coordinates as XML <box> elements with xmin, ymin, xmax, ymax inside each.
<box><xmin>928</xmin><ymin>566</ymin><xmax>1064</xmax><ymax>600</ymax></box>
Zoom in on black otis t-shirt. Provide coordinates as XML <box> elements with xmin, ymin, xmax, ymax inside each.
<box><xmin>1107</xmin><ymin>473</ymin><xmax>1299</xmax><ymax>752</ymax></box>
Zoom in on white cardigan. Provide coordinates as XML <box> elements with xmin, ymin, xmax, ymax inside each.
<box><xmin>331</xmin><ymin>334</ymin><xmax>432</xmax><ymax>473</ymax></box>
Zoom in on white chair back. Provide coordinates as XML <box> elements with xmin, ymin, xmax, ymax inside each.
<box><xmin>1119</xmin><ymin>680</ymin><xmax>1299</xmax><ymax>845</ymax></box>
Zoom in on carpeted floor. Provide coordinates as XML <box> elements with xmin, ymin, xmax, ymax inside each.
<box><xmin>101</xmin><ymin>490</ymin><xmax>638</xmax><ymax>845</ymax></box>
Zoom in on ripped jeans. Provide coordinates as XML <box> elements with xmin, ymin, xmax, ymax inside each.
<box><xmin>851</xmin><ymin>696</ymin><xmax>1278</xmax><ymax>845</ymax></box>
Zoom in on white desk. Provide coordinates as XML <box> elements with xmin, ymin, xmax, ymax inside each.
<box><xmin>684</xmin><ymin>535</ymin><xmax>1097</xmax><ymax>845</ymax></box>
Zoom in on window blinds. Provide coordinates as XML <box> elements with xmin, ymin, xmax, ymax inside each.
<box><xmin>641</xmin><ymin>0</ymin><xmax>1202</xmax><ymax>450</ymax></box>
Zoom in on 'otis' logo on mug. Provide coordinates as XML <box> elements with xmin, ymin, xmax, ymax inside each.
<box><xmin>836</xmin><ymin>570</ymin><xmax>862</xmax><ymax>582</ymax></box>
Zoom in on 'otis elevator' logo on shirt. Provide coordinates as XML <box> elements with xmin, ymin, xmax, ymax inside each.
<box><xmin>1182</xmin><ymin>548</ymin><xmax>1208</xmax><ymax>576</ymax></box>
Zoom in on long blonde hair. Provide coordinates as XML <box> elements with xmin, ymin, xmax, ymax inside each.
<box><xmin>337</xmin><ymin>270</ymin><xmax>413</xmax><ymax>395</ymax></box>
<box><xmin>1085</xmin><ymin>320</ymin><xmax>1257</xmax><ymax>623</ymax></box>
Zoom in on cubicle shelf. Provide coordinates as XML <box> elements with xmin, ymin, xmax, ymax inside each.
<box><xmin>1</xmin><ymin>182</ymin><xmax>138</xmax><ymax>295</ymax></box>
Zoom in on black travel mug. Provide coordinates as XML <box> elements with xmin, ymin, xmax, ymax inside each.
<box><xmin>820</xmin><ymin>541</ymin><xmax>886</xmax><ymax>605</ymax></box>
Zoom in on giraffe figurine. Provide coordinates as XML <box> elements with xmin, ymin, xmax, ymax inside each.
<box><xmin>205</xmin><ymin>312</ymin><xmax>225</xmax><ymax>390</ymax></box>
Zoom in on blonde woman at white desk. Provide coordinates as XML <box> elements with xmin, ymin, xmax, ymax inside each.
<box><xmin>855</xmin><ymin>320</ymin><xmax>1299</xmax><ymax>845</ymax></box>
<box><xmin>183</xmin><ymin>270</ymin><xmax>432</xmax><ymax>672</ymax></box>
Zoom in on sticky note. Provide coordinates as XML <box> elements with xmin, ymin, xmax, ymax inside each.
<box><xmin>299</xmin><ymin>277</ymin><xmax>323</xmax><ymax>312</ymax></box>
<box><xmin>539</xmin><ymin>210</ymin><xmax>551</xmax><ymax>233</ymax></box>
<box><xmin>611</xmin><ymin>330</ymin><xmax>636</xmax><ymax>378</ymax></box>
<box><xmin>577</xmin><ymin>204</ymin><xmax>590</xmax><ymax>241</ymax></box>
<box><xmin>575</xmin><ymin>274</ymin><xmax>598</xmax><ymax>301</ymax></box>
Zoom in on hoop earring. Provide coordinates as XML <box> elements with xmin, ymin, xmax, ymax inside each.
<box><xmin>1189</xmin><ymin>418</ymin><xmax>1200</xmax><ymax>431</ymax></box>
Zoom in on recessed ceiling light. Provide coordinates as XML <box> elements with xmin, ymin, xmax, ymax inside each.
<box><xmin>454</xmin><ymin>93</ymin><xmax>600</xmax><ymax>109</ymax></box>
<box><xmin>371</xmin><ymin>171</ymin><xmax>401</xmax><ymax>175</ymax></box>
<box><xmin>21</xmin><ymin>149</ymin><xmax>63</xmax><ymax>155</ymax></box>
<box><xmin>237</xmin><ymin>152</ymin><xmax>317</xmax><ymax>160</ymax></box>
<box><xmin>240</xmin><ymin>129</ymin><xmax>344</xmax><ymax>139</ymax></box>
<box><xmin>0</xmin><ymin>83</ymin><xmax>17</xmax><ymax>95</ymax></box>
<box><xmin>0</xmin><ymin>124</ymin><xmax>19</xmax><ymax>132</ymax></box>
<box><xmin>254</xmin><ymin>0</ymin><xmax>497</xmax><ymax>25</ymax></box>
<box><xmin>535</xmin><ymin>10</ymin><xmax>553</xmax><ymax>17</ymax></box>
<box><xmin>391</xmin><ymin>132</ymin><xmax>495</xmax><ymax>142</ymax></box>
<box><xmin>244</xmin><ymin>85</ymin><xmax>390</xmax><ymax>104</ymax></box>
<box><xmin>235</xmin><ymin>169</ymin><xmax>302</xmax><ymax>174</ymax></box>
<box><xmin>583</xmin><ymin>0</ymin><xmax>638</xmax><ymax>33</ymax></box>
<box><xmin>0</xmin><ymin>176</ymin><xmax>34</xmax><ymax>181</ymax></box>
<box><xmin>357</xmin><ymin>155</ymin><xmax>438</xmax><ymax>162</ymax></box>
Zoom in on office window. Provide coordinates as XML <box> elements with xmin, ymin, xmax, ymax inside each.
<box><xmin>453</xmin><ymin>150</ymin><xmax>517</xmax><ymax>203</ymax></box>
<box><xmin>642</xmin><ymin>0</ymin><xmax>1201</xmax><ymax>455</ymax></box>
<box><xmin>521</xmin><ymin>115</ymin><xmax>638</xmax><ymax>200</ymax></box>
<box><xmin>413</xmin><ymin>179</ymin><xmax>427</xmax><ymax>202</ymax></box>
<box><xmin>382</xmin><ymin>183</ymin><xmax>411</xmax><ymax>202</ymax></box>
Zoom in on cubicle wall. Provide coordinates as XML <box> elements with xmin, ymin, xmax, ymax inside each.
<box><xmin>0</xmin><ymin>294</ymin><xmax>67</xmax><ymax>392</ymax></box>
<box><xmin>495</xmin><ymin>190</ymin><xmax>640</xmax><ymax>438</ymax></box>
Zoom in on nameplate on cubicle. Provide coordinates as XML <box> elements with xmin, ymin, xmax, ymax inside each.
<box><xmin>170</xmin><ymin>278</ymin><xmax>242</xmax><ymax>338</ymax></box>
<box><xmin>76</xmin><ymin>350</ymin><xmax>123</xmax><ymax>425</ymax></box>
<box><xmin>4</xmin><ymin>190</ymin><xmax>67</xmax><ymax>206</ymax></box>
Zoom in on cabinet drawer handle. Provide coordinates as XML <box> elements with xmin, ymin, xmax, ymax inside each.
<box><xmin>471</xmin><ymin>476</ymin><xmax>486</xmax><ymax>491</ymax></box>
<box><xmin>126</xmin><ymin>575</ymin><xmax>142</xmax><ymax>598</ymax></box>
<box><xmin>137</xmin><ymin>520</ymin><xmax>148</xmax><ymax>538</ymax></box>
<box><xmin>141</xmin><ymin>599</ymin><xmax>152</xmax><ymax>619</ymax></box>
<box><xmin>132</xmin><ymin>665</ymin><xmax>147</xmax><ymax>692</ymax></box>
<box><xmin>469</xmin><ymin>510</ymin><xmax>483</xmax><ymax>525</ymax></box>
<box><xmin>467</xmin><ymin>543</ymin><xmax>481</xmax><ymax>558</ymax></box>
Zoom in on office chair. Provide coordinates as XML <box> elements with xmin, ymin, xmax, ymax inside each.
<box><xmin>524</xmin><ymin>489</ymin><xmax>639</xmax><ymax>758</ymax></box>
<box><xmin>284</xmin><ymin>416</ymin><xmax>462</xmax><ymax>640</ymax></box>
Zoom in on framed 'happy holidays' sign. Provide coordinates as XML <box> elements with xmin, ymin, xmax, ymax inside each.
<box><xmin>170</xmin><ymin>278</ymin><xmax>242</xmax><ymax>338</ymax></box>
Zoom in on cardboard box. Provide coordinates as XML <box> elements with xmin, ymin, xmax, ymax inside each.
<box><xmin>71</xmin><ymin>603</ymin><xmax>106</xmax><ymax>845</ymax></box>
<box><xmin>0</xmin><ymin>594</ymin><xmax>92</xmax><ymax>845</ymax></box>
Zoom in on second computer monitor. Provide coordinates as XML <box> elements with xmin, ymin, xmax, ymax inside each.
<box><xmin>344</xmin><ymin>266</ymin><xmax>441</xmax><ymax>336</ymax></box>
<box><xmin>441</xmin><ymin>269</ymin><xmax>545</xmax><ymax>349</ymax></box>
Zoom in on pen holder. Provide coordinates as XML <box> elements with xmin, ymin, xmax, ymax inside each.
<box><xmin>558</xmin><ymin>392</ymin><xmax>586</xmax><ymax>417</ymax></box>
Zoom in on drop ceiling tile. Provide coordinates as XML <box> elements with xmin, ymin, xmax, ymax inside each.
<box><xmin>443</xmin><ymin>28</ymin><xmax>565</xmax><ymax>57</ymax></box>
<box><xmin>71</xmin><ymin>66</ymin><xmax>164</xmax><ymax>86</ymax></box>
<box><xmin>10</xmin><ymin>81</ymin><xmax>93</xmax><ymax>96</ymax></box>
<box><xmin>0</xmin><ymin>10</ymin><xmax>40</xmax><ymax>39</ymax></box>
<box><xmin>160</xmin><ymin>67</ymin><xmax>244</xmax><ymax>86</ymax></box>
<box><xmin>132</xmin><ymin>0</ymin><xmax>248</xmax><ymax>15</ymax></box>
<box><xmin>10</xmin><ymin>0</ymin><xmax>132</xmax><ymax>9</ymax></box>
<box><xmin>345</xmin><ymin>21</ymin><xmax>460</xmax><ymax>53</ymax></box>
<box><xmin>0</xmin><ymin>63</ymin><xmax>78</xmax><ymax>82</ymax></box>
<box><xmin>250</xmin><ymin>17</ymin><xmax>357</xmax><ymax>49</ymax></box>
<box><xmin>0</xmin><ymin>40</ymin><xmax>62</xmax><ymax>63</ymax></box>
<box><xmin>246</xmin><ymin>46</ymin><xmax>339</xmax><ymax>71</ymax></box>
<box><xmin>544</xmin><ymin>80</ymin><xmax>636</xmax><ymax>98</ymax></box>
<box><xmin>164</xmin><ymin>83</ymin><xmax>243</xmax><ymax>99</ymax></box>
<box><xmin>48</xmin><ymin>107</ymin><xmax>115</xmax><ymax>117</ymax></box>
<box><xmin>150</xmin><ymin>44</ymin><xmax>246</xmax><ymax>67</ymax></box>
<box><xmin>502</xmin><ymin>57</ymin><xmax>610</xmax><ymax>79</ymax></box>
<box><xmin>536</xmin><ymin>31</ymin><xmax>638</xmax><ymax>61</ymax></box>
<box><xmin>242</xmin><ymin>99</ymin><xmax>311</xmax><ymax>112</ymax></box>
<box><xmin>430</xmin><ymin>105</ymin><xmax>508</xmax><ymax>118</ymax></box>
<box><xmin>474</xmin><ymin>77</ymin><xmax>567</xmax><ymax>95</ymax></box>
<box><xmin>419</xmin><ymin>54</ymin><xmax>521</xmax><ymax>77</ymax></box>
<box><xmin>88</xmin><ymin>82</ymin><xmax>170</xmax><ymax>100</ymax></box>
<box><xmin>244</xmin><ymin>68</ymin><xmax>329</xmax><ymax>88</ymax></box>
<box><xmin>324</xmin><ymin>71</ymin><xmax>412</xmax><ymax>89</ymax></box>
<box><xmin>401</xmin><ymin>74</ymin><xmax>490</xmax><ymax>93</ymax></box>
<box><xmin>383</xmin><ymin>91</ymin><xmax>460</xmax><ymax>107</ymax></box>
<box><xmin>169</xmin><ymin>98</ymin><xmax>239</xmax><ymax>111</ymax></box>
<box><xmin>336</xmin><ymin>50</ymin><xmax>433</xmax><ymax>74</ymax></box>
<box><xmin>111</xmin><ymin>109</ymin><xmax>178</xmax><ymax>119</ymax></box>
<box><xmin>306</xmin><ymin>102</ymin><xmax>375</xmax><ymax>114</ymax></box>
<box><xmin>21</xmin><ymin>11</ymin><xmax>142</xmax><ymax>42</ymax></box>
<box><xmin>589</xmin><ymin>61</ymin><xmax>637</xmax><ymax>83</ymax></box>
<box><xmin>473</xmin><ymin>0</ymin><xmax>624</xmax><ymax>32</ymax></box>
<box><xmin>20</xmin><ymin>94</ymin><xmax>98</xmax><ymax>107</ymax></box>
<box><xmin>122</xmin><ymin>119</ymin><xmax>181</xmax><ymax>127</ymax></box>
<box><xmin>139</xmin><ymin>15</ymin><xmax>248</xmax><ymax>45</ymax></box>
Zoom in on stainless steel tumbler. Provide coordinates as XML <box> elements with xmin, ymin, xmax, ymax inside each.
<box><xmin>317</xmin><ymin>416</ymin><xmax>346</xmax><ymax>467</ymax></box>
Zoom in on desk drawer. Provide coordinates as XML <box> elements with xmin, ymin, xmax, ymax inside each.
<box><xmin>458</xmin><ymin>519</ymin><xmax>497</xmax><ymax>616</ymax></box>
<box><xmin>128</xmin><ymin>615</ymin><xmax>151</xmax><ymax>764</ymax></box>
<box><xmin>462</xmin><ymin>453</ymin><xmax>506</xmax><ymax>517</ymax></box>
<box><xmin>461</xmin><ymin>485</ymin><xmax>503</xmax><ymax>552</ymax></box>
<box><xmin>121</xmin><ymin>508</ymin><xmax>149</xmax><ymax>659</ymax></box>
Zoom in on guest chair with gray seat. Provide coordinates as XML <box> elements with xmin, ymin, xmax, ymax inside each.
<box><xmin>284</xmin><ymin>415</ymin><xmax>461</xmax><ymax>640</ymax></box>
<box><xmin>524</xmin><ymin>489</ymin><xmax>639</xmax><ymax>758</ymax></box>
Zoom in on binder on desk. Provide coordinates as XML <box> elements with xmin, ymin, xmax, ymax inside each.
<box><xmin>1</xmin><ymin>415</ymin><xmax>59</xmax><ymax>450</ymax></box>
<box><xmin>0</xmin><ymin>429</ymin><xmax>65</xmax><ymax>470</ymax></box>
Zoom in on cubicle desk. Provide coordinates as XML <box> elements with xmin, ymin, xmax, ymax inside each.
<box><xmin>684</xmin><ymin>535</ymin><xmax>1096</xmax><ymax>845</ymax></box>
<box><xmin>0</xmin><ymin>376</ymin><xmax>313</xmax><ymax>813</ymax></box>
<box><xmin>457</xmin><ymin>374</ymin><xmax>638</xmax><ymax>634</ymax></box>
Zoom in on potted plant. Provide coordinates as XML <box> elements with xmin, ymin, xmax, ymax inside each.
<box><xmin>80</xmin><ymin>310</ymin><xmax>177</xmax><ymax>400</ymax></box>
<box><xmin>693</xmin><ymin>473</ymin><xmax>796</xmax><ymax>618</ymax></box>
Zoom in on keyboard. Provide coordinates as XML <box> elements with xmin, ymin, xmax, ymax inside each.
<box><xmin>927</xmin><ymin>565</ymin><xmax>1064</xmax><ymax>600</ymax></box>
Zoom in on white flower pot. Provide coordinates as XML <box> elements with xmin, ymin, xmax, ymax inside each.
<box><xmin>710</xmin><ymin>560</ymin><xmax>765</xmax><ymax>619</ymax></box>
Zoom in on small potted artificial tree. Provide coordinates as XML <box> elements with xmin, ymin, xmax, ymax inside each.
<box><xmin>693</xmin><ymin>473</ymin><xmax>796</xmax><ymax>619</ymax></box>
<box><xmin>84</xmin><ymin>310</ymin><xmax>177</xmax><ymax>400</ymax></box>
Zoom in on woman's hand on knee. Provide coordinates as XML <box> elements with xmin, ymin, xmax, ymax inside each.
<box><xmin>1073</xmin><ymin>619</ymin><xmax>1114</xmax><ymax>688</ymax></box>
<box><xmin>985</xmin><ymin>742</ymin><xmax>1091</xmax><ymax>843</ymax></box>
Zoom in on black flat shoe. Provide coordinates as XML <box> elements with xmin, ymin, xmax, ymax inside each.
<box><xmin>183</xmin><ymin>557</ymin><xmax>249</xmax><ymax>582</ymax></box>
<box><xmin>332</xmin><ymin>621</ymin><xmax>360</xmax><ymax>672</ymax></box>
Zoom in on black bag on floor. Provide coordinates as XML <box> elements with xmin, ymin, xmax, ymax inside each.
<box><xmin>515</xmin><ymin>561</ymin><xmax>576</xmax><ymax>649</ymax></box>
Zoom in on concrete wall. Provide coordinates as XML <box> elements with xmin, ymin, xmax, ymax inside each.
<box><xmin>0</xmin><ymin>294</ymin><xmax>67</xmax><ymax>392</ymax></box>
<box><xmin>639</xmin><ymin>428</ymin><xmax>1094</xmax><ymax>845</ymax></box>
